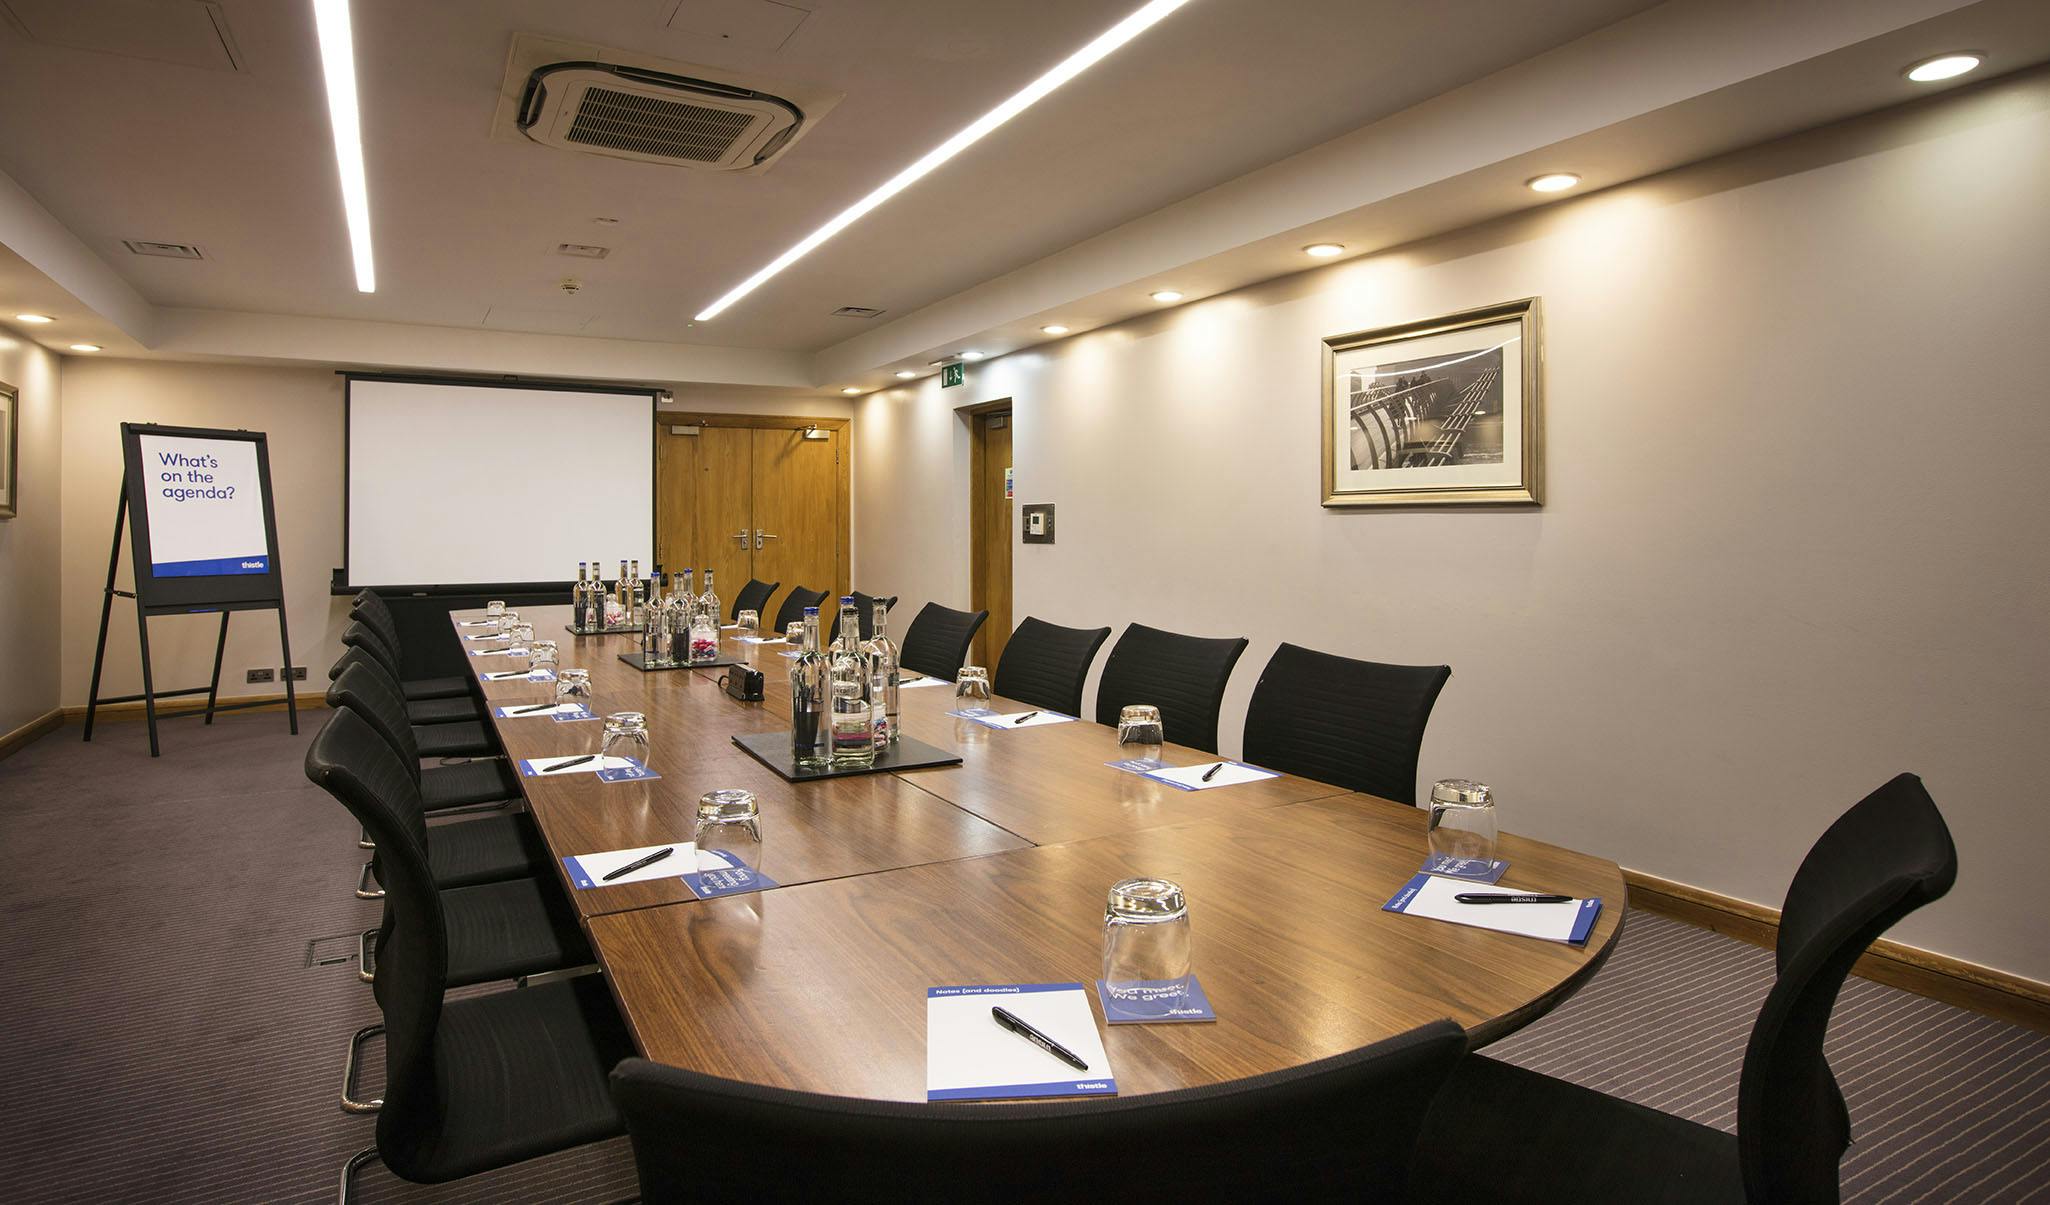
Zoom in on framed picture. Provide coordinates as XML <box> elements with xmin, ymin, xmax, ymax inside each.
<box><xmin>0</xmin><ymin>380</ymin><xmax>17</xmax><ymax>520</ymax></box>
<box><xmin>1321</xmin><ymin>297</ymin><xmax>1542</xmax><ymax>507</ymax></box>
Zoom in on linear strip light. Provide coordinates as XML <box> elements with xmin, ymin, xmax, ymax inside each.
<box><xmin>693</xmin><ymin>0</ymin><xmax>1195</xmax><ymax>321</ymax></box>
<box><xmin>313</xmin><ymin>0</ymin><xmax>376</xmax><ymax>293</ymax></box>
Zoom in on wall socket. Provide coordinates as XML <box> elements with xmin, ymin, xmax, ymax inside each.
<box><xmin>286</xmin><ymin>666</ymin><xmax>308</xmax><ymax>681</ymax></box>
<box><xmin>246</xmin><ymin>667</ymin><xmax>275</xmax><ymax>684</ymax></box>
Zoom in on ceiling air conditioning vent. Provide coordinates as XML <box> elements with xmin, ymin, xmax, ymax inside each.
<box><xmin>517</xmin><ymin>63</ymin><xmax>803</xmax><ymax>171</ymax></box>
<box><xmin>831</xmin><ymin>306</ymin><xmax>885</xmax><ymax>319</ymax></box>
<box><xmin>123</xmin><ymin>239</ymin><xmax>205</xmax><ymax>259</ymax></box>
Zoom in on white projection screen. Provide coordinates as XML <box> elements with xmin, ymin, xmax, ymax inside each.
<box><xmin>346</xmin><ymin>378</ymin><xmax>654</xmax><ymax>588</ymax></box>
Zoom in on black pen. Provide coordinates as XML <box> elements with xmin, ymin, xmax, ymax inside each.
<box><xmin>1200</xmin><ymin>762</ymin><xmax>1225</xmax><ymax>782</ymax></box>
<box><xmin>511</xmin><ymin>702</ymin><xmax>556</xmax><ymax>714</ymax></box>
<box><xmin>1013</xmin><ymin>711</ymin><xmax>1039</xmax><ymax>726</ymax></box>
<box><xmin>541</xmin><ymin>754</ymin><xmax>597</xmax><ymax>774</ymax></box>
<box><xmin>1455</xmin><ymin>892</ymin><xmax>1574</xmax><ymax>904</ymax></box>
<box><xmin>600</xmin><ymin>846</ymin><xmax>673</xmax><ymax>881</ymax></box>
<box><xmin>991</xmin><ymin>1006</ymin><xmax>1088</xmax><ymax>1072</ymax></box>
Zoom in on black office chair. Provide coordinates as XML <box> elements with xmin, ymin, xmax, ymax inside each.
<box><xmin>347</xmin><ymin>605</ymin><xmax>481</xmax><ymax>724</ymax></box>
<box><xmin>1407</xmin><ymin>772</ymin><xmax>1958</xmax><ymax>1205</ymax></box>
<box><xmin>349</xmin><ymin>590</ymin><xmax>473</xmax><ymax>702</ymax></box>
<box><xmin>731</xmin><ymin>578</ymin><xmax>780</xmax><ymax>622</ymax></box>
<box><xmin>329</xmin><ymin>646</ymin><xmax>498</xmax><ymax>759</ymax></box>
<box><xmin>307</xmin><ymin>710</ymin><xmax>629</xmax><ymax>1196</ymax></box>
<box><xmin>614</xmin><ymin>1019</ymin><xmax>1465</xmax><ymax>1202</ymax></box>
<box><xmin>1241</xmin><ymin>643</ymin><xmax>1450</xmax><ymax>804</ymax></box>
<box><xmin>829</xmin><ymin>591</ymin><xmax>899</xmax><ymax>644</ymax></box>
<box><xmin>772</xmin><ymin>586</ymin><xmax>831</xmax><ymax>636</ymax></box>
<box><xmin>993</xmin><ymin>616</ymin><xmax>1111</xmax><ymax>717</ymax></box>
<box><xmin>328</xmin><ymin>661</ymin><xmax>543</xmax><ymax>884</ymax></box>
<box><xmin>1092</xmin><ymin>623</ymin><xmax>1249</xmax><ymax>754</ymax></box>
<box><xmin>329</xmin><ymin>655</ymin><xmax>518</xmax><ymax>807</ymax></box>
<box><xmin>897</xmin><ymin>602</ymin><xmax>989</xmax><ymax>680</ymax></box>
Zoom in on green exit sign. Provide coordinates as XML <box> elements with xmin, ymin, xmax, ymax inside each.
<box><xmin>940</xmin><ymin>362</ymin><xmax>965</xmax><ymax>388</ymax></box>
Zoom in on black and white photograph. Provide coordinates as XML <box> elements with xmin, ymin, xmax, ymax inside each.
<box><xmin>1321</xmin><ymin>299</ymin><xmax>1543</xmax><ymax>507</ymax></box>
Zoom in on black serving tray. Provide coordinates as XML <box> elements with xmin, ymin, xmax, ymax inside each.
<box><xmin>730</xmin><ymin>730</ymin><xmax>962</xmax><ymax>782</ymax></box>
<box><xmin>618</xmin><ymin>652</ymin><xmax>743</xmax><ymax>672</ymax></box>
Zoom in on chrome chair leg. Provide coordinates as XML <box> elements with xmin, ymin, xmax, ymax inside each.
<box><xmin>357</xmin><ymin>825</ymin><xmax>375</xmax><ymax>849</ymax></box>
<box><xmin>356</xmin><ymin>927</ymin><xmax>377</xmax><ymax>984</ymax></box>
<box><xmin>338</xmin><ymin>1145</ymin><xmax>380</xmax><ymax>1205</ymax></box>
<box><xmin>355</xmin><ymin>860</ymin><xmax>383</xmax><ymax>900</ymax></box>
<box><xmin>340</xmin><ymin>1024</ymin><xmax>384</xmax><ymax>1114</ymax></box>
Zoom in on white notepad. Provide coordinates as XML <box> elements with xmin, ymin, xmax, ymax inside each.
<box><xmin>896</xmin><ymin>674</ymin><xmax>949</xmax><ymax>689</ymax></box>
<box><xmin>972</xmin><ymin>711</ymin><xmax>1076</xmax><ymax>730</ymax></box>
<box><xmin>926</xmin><ymin>983</ymin><xmax>1116</xmax><ymax>1102</ymax></box>
<box><xmin>1141</xmin><ymin>761</ymin><xmax>1280</xmax><ymax>791</ymax></box>
<box><xmin>562</xmin><ymin>842</ymin><xmax>696</xmax><ymax>888</ymax></box>
<box><xmin>1382</xmin><ymin>873</ymin><xmax>1602</xmax><ymax>945</ymax></box>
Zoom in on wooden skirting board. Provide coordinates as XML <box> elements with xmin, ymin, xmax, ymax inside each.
<box><xmin>0</xmin><ymin>708</ymin><xmax>64</xmax><ymax>762</ymax></box>
<box><xmin>58</xmin><ymin>692</ymin><xmax>326</xmax><ymax>723</ymax></box>
<box><xmin>1625</xmin><ymin>869</ymin><xmax>2050</xmax><ymax>1034</ymax></box>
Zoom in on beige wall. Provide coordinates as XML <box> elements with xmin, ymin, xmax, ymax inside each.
<box><xmin>852</xmin><ymin>73</ymin><xmax>2050</xmax><ymax>982</ymax></box>
<box><xmin>51</xmin><ymin>362</ymin><xmax>857</xmax><ymax>713</ymax></box>
<box><xmin>58</xmin><ymin>359</ymin><xmax>349</xmax><ymax>710</ymax></box>
<box><xmin>0</xmin><ymin>333</ymin><xmax>62</xmax><ymax>737</ymax></box>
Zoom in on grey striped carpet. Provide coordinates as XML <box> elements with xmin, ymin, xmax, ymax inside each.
<box><xmin>1</xmin><ymin>712</ymin><xmax>2044</xmax><ymax>1202</ymax></box>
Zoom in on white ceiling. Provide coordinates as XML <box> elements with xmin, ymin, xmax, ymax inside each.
<box><xmin>0</xmin><ymin>0</ymin><xmax>1659</xmax><ymax>351</ymax></box>
<box><xmin>0</xmin><ymin>0</ymin><xmax>2045</xmax><ymax>389</ymax></box>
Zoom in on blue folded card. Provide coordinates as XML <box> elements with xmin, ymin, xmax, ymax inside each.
<box><xmin>1095</xmin><ymin>976</ymin><xmax>1216</xmax><ymax>1024</ymax></box>
<box><xmin>682</xmin><ymin>850</ymin><xmax>778</xmax><ymax>899</ymax></box>
<box><xmin>1419</xmin><ymin>854</ymin><xmax>1509</xmax><ymax>883</ymax></box>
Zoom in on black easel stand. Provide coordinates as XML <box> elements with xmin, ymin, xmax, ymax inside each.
<box><xmin>82</xmin><ymin>481</ymin><xmax>297</xmax><ymax>757</ymax></box>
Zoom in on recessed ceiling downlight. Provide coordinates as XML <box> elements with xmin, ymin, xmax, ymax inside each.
<box><xmin>1040</xmin><ymin>324</ymin><xmax>1069</xmax><ymax>335</ymax></box>
<box><xmin>1526</xmin><ymin>173</ymin><xmax>1581</xmax><ymax>193</ymax></box>
<box><xmin>15</xmin><ymin>313</ymin><xmax>54</xmax><ymax>324</ymax></box>
<box><xmin>1302</xmin><ymin>243</ymin><xmax>1345</xmax><ymax>258</ymax></box>
<box><xmin>1150</xmin><ymin>290</ymin><xmax>1183</xmax><ymax>303</ymax></box>
<box><xmin>895</xmin><ymin>370</ymin><xmax>918</xmax><ymax>379</ymax></box>
<box><xmin>70</xmin><ymin>343</ymin><xmax>103</xmax><ymax>352</ymax></box>
<box><xmin>1905</xmin><ymin>53</ymin><xmax>1982</xmax><ymax>82</ymax></box>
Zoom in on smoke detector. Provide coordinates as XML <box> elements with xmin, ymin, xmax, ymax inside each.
<box><xmin>493</xmin><ymin>34</ymin><xmax>841</xmax><ymax>174</ymax></box>
<box><xmin>559</xmin><ymin>278</ymin><xmax>584</xmax><ymax>295</ymax></box>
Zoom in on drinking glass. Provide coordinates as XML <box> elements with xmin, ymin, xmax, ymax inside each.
<box><xmin>485</xmin><ymin>600</ymin><xmax>506</xmax><ymax>618</ymax></box>
<box><xmin>1427</xmin><ymin>779</ymin><xmax>1498</xmax><ymax>865</ymax></box>
<box><xmin>693</xmin><ymin>788</ymin><xmax>764</xmax><ymax>882</ymax></box>
<box><xmin>1117</xmin><ymin>704</ymin><xmax>1164</xmax><ymax>747</ymax></box>
<box><xmin>507</xmin><ymin>622</ymin><xmax>534</xmax><ymax>647</ymax></box>
<box><xmin>527</xmin><ymin>639</ymin><xmax>558</xmax><ymax>676</ymax></box>
<box><xmin>555</xmin><ymin>667</ymin><xmax>592</xmax><ymax>706</ymax></box>
<box><xmin>954</xmin><ymin>666</ymin><xmax>991</xmax><ymax>704</ymax></box>
<box><xmin>737</xmin><ymin>609</ymin><xmax>761</xmax><ymax>637</ymax></box>
<box><xmin>784</xmin><ymin>621</ymin><xmax>804</xmax><ymax>645</ymax></box>
<box><xmin>494</xmin><ymin>609</ymin><xmax>522</xmax><ymax>638</ymax></box>
<box><xmin>1102</xmin><ymin>877</ymin><xmax>1192</xmax><ymax>1018</ymax></box>
<box><xmin>601</xmin><ymin>711</ymin><xmax>651</xmax><ymax>768</ymax></box>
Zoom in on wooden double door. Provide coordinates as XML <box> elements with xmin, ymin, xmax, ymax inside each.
<box><xmin>656</xmin><ymin>418</ymin><xmax>847</xmax><ymax>622</ymax></box>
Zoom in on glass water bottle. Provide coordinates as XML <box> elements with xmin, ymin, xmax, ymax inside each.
<box><xmin>864</xmin><ymin>600</ymin><xmax>900</xmax><ymax>746</ymax></box>
<box><xmin>699</xmin><ymin>569</ymin><xmax>720</xmax><ymax>629</ymax></box>
<box><xmin>675</xmin><ymin>568</ymin><xmax>696</xmax><ymax>621</ymax></box>
<box><xmin>688</xmin><ymin>606</ymin><xmax>719</xmax><ymax>664</ymax></box>
<box><xmin>828</xmin><ymin>597</ymin><xmax>875</xmax><ymax>766</ymax></box>
<box><xmin>790</xmin><ymin>607</ymin><xmax>829</xmax><ymax>768</ymax></box>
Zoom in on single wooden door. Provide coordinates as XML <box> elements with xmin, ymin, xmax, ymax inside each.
<box><xmin>750</xmin><ymin>427</ymin><xmax>840</xmax><ymax>617</ymax></box>
<box><xmin>696</xmin><ymin>426</ymin><xmax>756</xmax><ymax>613</ymax></box>
<box><xmin>970</xmin><ymin>411</ymin><xmax>1013</xmax><ymax>669</ymax></box>
<box><xmin>655</xmin><ymin>424</ymin><xmax>698</xmax><ymax>573</ymax></box>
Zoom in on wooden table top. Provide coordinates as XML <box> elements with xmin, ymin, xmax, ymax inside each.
<box><xmin>452</xmin><ymin>605</ymin><xmax>1628</xmax><ymax>1098</ymax></box>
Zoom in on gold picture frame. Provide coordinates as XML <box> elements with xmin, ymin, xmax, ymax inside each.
<box><xmin>0</xmin><ymin>380</ymin><xmax>17</xmax><ymax>520</ymax></box>
<box><xmin>1321</xmin><ymin>297</ymin><xmax>1542</xmax><ymax>507</ymax></box>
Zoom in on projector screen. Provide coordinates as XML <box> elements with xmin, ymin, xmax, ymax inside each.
<box><xmin>345</xmin><ymin>378</ymin><xmax>655</xmax><ymax>589</ymax></box>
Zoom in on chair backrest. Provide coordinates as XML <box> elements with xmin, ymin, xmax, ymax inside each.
<box><xmin>772</xmin><ymin>586</ymin><xmax>830</xmax><ymax>635</ymax></box>
<box><xmin>305</xmin><ymin>708</ymin><xmax>452</xmax><ymax>1180</ymax></box>
<box><xmin>1092</xmin><ymin>623</ymin><xmax>1249</xmax><ymax>754</ymax></box>
<box><xmin>612</xmin><ymin>1019</ymin><xmax>1466</xmax><ymax>1202</ymax></box>
<box><xmin>732</xmin><ymin>578</ymin><xmax>780</xmax><ymax>622</ymax></box>
<box><xmin>325</xmin><ymin>655</ymin><xmax>424</xmax><ymax>768</ymax></box>
<box><xmin>350</xmin><ymin>598</ymin><xmax>404</xmax><ymax>660</ymax></box>
<box><xmin>897</xmin><ymin>602</ymin><xmax>988</xmax><ymax>680</ymax></box>
<box><xmin>993</xmin><ymin>616</ymin><xmax>1111</xmax><ymax>717</ymax></box>
<box><xmin>829</xmin><ymin>591</ymin><xmax>900</xmax><ymax>644</ymax></box>
<box><xmin>341</xmin><ymin>619</ymin><xmax>402</xmax><ymax>679</ymax></box>
<box><xmin>1737</xmin><ymin>772</ymin><xmax>1957</xmax><ymax>1203</ymax></box>
<box><xmin>1240</xmin><ymin>643</ymin><xmax>1450</xmax><ymax>804</ymax></box>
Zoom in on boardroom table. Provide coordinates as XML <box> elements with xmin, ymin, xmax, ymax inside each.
<box><xmin>451</xmin><ymin>605</ymin><xmax>1626</xmax><ymax>1102</ymax></box>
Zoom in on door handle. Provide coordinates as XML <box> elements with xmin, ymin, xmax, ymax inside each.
<box><xmin>755</xmin><ymin>530</ymin><xmax>778</xmax><ymax>551</ymax></box>
<box><xmin>732</xmin><ymin>529</ymin><xmax>750</xmax><ymax>548</ymax></box>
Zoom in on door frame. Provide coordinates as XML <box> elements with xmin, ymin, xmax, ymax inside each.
<box><xmin>965</xmin><ymin>399</ymin><xmax>1014</xmax><ymax>667</ymax></box>
<box><xmin>660</xmin><ymin>411</ymin><xmax>854</xmax><ymax>597</ymax></box>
